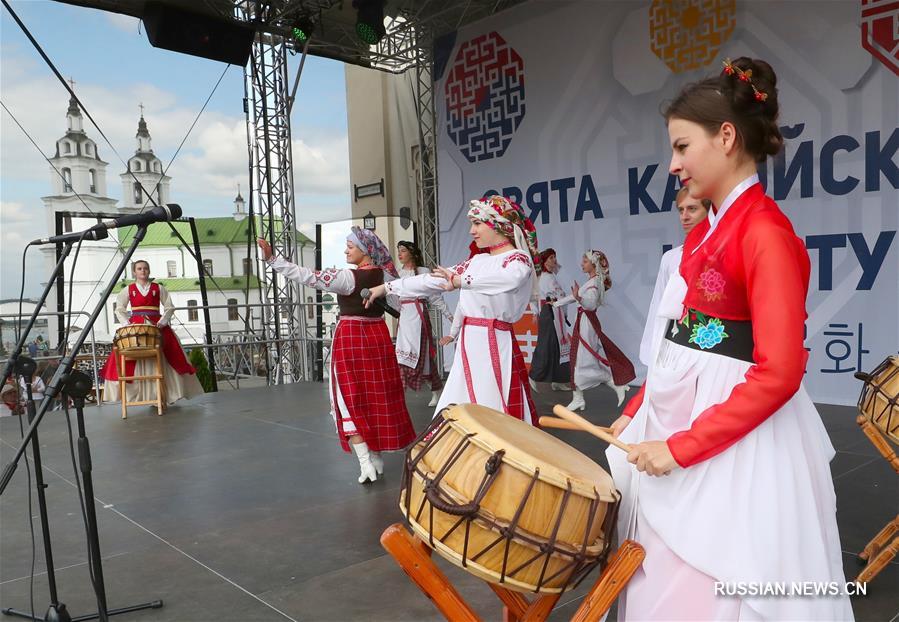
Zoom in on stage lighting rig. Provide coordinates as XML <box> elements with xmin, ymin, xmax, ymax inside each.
<box><xmin>353</xmin><ymin>0</ymin><xmax>386</xmax><ymax>45</ymax></box>
<box><xmin>291</xmin><ymin>14</ymin><xmax>315</xmax><ymax>46</ymax></box>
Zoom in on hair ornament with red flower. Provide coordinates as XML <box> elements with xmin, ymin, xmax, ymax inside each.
<box><xmin>722</xmin><ymin>58</ymin><xmax>768</xmax><ymax>102</ymax></box>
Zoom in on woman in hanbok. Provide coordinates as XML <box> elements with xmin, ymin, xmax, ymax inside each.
<box><xmin>365</xmin><ymin>195</ymin><xmax>540</xmax><ymax>425</ymax></box>
<box><xmin>565</xmin><ymin>250</ymin><xmax>635</xmax><ymax>411</ymax></box>
<box><xmin>607</xmin><ymin>57</ymin><xmax>852</xmax><ymax>620</ymax></box>
<box><xmin>100</xmin><ymin>260</ymin><xmax>203</xmax><ymax>409</ymax></box>
<box><xmin>528</xmin><ymin>248</ymin><xmax>571</xmax><ymax>392</ymax></box>
<box><xmin>257</xmin><ymin>228</ymin><xmax>415</xmax><ymax>484</ymax></box>
<box><xmin>394</xmin><ymin>240</ymin><xmax>452</xmax><ymax>407</ymax></box>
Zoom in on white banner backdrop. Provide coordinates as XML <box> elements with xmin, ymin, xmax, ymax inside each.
<box><xmin>433</xmin><ymin>0</ymin><xmax>898</xmax><ymax>406</ymax></box>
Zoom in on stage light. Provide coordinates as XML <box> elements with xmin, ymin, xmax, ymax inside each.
<box><xmin>291</xmin><ymin>15</ymin><xmax>314</xmax><ymax>46</ymax></box>
<box><xmin>353</xmin><ymin>0</ymin><xmax>385</xmax><ymax>45</ymax></box>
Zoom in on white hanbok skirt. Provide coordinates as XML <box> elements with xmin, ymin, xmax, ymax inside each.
<box><xmin>607</xmin><ymin>338</ymin><xmax>853</xmax><ymax>621</ymax></box>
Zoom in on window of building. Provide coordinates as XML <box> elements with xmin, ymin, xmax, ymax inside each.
<box><xmin>203</xmin><ymin>259</ymin><xmax>213</xmax><ymax>276</ymax></box>
<box><xmin>227</xmin><ymin>298</ymin><xmax>239</xmax><ymax>321</ymax></box>
<box><xmin>89</xmin><ymin>169</ymin><xmax>97</xmax><ymax>193</ymax></box>
<box><xmin>166</xmin><ymin>260</ymin><xmax>177</xmax><ymax>277</ymax></box>
<box><xmin>63</xmin><ymin>214</ymin><xmax>72</xmax><ymax>233</ymax></box>
<box><xmin>63</xmin><ymin>142</ymin><xmax>71</xmax><ymax>155</ymax></box>
<box><xmin>243</xmin><ymin>257</ymin><xmax>252</xmax><ymax>275</ymax></box>
<box><xmin>85</xmin><ymin>144</ymin><xmax>92</xmax><ymax>156</ymax></box>
<box><xmin>133</xmin><ymin>183</ymin><xmax>142</xmax><ymax>204</ymax></box>
<box><xmin>133</xmin><ymin>160</ymin><xmax>142</xmax><ymax>172</ymax></box>
<box><xmin>187</xmin><ymin>300</ymin><xmax>198</xmax><ymax>322</ymax></box>
<box><xmin>307</xmin><ymin>296</ymin><xmax>314</xmax><ymax>319</ymax></box>
<box><xmin>112</xmin><ymin>302</ymin><xmax>119</xmax><ymax>324</ymax></box>
<box><xmin>62</xmin><ymin>168</ymin><xmax>72</xmax><ymax>192</ymax></box>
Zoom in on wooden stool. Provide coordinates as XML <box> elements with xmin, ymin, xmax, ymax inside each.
<box><xmin>854</xmin><ymin>357</ymin><xmax>899</xmax><ymax>584</ymax></box>
<box><xmin>113</xmin><ymin>325</ymin><xmax>165</xmax><ymax>418</ymax></box>
<box><xmin>381</xmin><ymin>523</ymin><xmax>644</xmax><ymax>622</ymax></box>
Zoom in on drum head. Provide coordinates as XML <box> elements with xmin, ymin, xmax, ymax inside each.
<box><xmin>443</xmin><ymin>404</ymin><xmax>617</xmax><ymax>502</ymax></box>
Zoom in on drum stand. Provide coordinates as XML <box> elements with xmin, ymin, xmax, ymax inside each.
<box><xmin>854</xmin><ymin>414</ymin><xmax>899</xmax><ymax>584</ymax></box>
<box><xmin>1</xmin><ymin>224</ymin><xmax>163</xmax><ymax>620</ymax></box>
<box><xmin>381</xmin><ymin>523</ymin><xmax>644</xmax><ymax>622</ymax></box>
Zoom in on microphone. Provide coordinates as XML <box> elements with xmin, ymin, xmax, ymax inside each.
<box><xmin>91</xmin><ymin>204</ymin><xmax>182</xmax><ymax>231</ymax></box>
<box><xmin>32</xmin><ymin>228</ymin><xmax>109</xmax><ymax>245</ymax></box>
<box><xmin>360</xmin><ymin>287</ymin><xmax>400</xmax><ymax>319</ymax></box>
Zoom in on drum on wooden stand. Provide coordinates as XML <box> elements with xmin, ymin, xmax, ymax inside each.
<box><xmin>400</xmin><ymin>404</ymin><xmax>620</xmax><ymax>594</ymax></box>
<box><xmin>113</xmin><ymin>324</ymin><xmax>161</xmax><ymax>352</ymax></box>
<box><xmin>857</xmin><ymin>355</ymin><xmax>899</xmax><ymax>445</ymax></box>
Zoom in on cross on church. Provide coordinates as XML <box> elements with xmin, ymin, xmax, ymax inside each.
<box><xmin>139</xmin><ymin>102</ymin><xmax>145</xmax><ymax>117</ymax></box>
<box><xmin>68</xmin><ymin>77</ymin><xmax>76</xmax><ymax>91</ymax></box>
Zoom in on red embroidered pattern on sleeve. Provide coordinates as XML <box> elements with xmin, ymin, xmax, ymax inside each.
<box><xmin>452</xmin><ymin>260</ymin><xmax>471</xmax><ymax>275</ymax></box>
<box><xmin>502</xmin><ymin>252</ymin><xmax>531</xmax><ymax>268</ymax></box>
<box><xmin>314</xmin><ymin>268</ymin><xmax>339</xmax><ymax>287</ymax></box>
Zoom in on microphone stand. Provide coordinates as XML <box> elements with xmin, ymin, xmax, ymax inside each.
<box><xmin>1</xmin><ymin>224</ymin><xmax>163</xmax><ymax>621</ymax></box>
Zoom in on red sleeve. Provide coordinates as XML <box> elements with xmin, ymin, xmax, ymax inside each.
<box><xmin>666</xmin><ymin>218</ymin><xmax>809</xmax><ymax>468</ymax></box>
<box><xmin>621</xmin><ymin>382</ymin><xmax>645</xmax><ymax>418</ymax></box>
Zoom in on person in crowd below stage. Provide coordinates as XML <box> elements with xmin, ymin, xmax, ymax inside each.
<box><xmin>394</xmin><ymin>240</ymin><xmax>453</xmax><ymax>408</ymax></box>
<box><xmin>365</xmin><ymin>195</ymin><xmax>541</xmax><ymax>425</ymax></box>
<box><xmin>563</xmin><ymin>249</ymin><xmax>635</xmax><ymax>411</ymax></box>
<box><xmin>606</xmin><ymin>57</ymin><xmax>852</xmax><ymax>621</ymax></box>
<box><xmin>258</xmin><ymin>229</ymin><xmax>416</xmax><ymax>484</ymax></box>
<box><xmin>528</xmin><ymin>248</ymin><xmax>572</xmax><ymax>392</ymax></box>
<box><xmin>638</xmin><ymin>187</ymin><xmax>711</xmax><ymax>367</ymax></box>
<box><xmin>1</xmin><ymin>379</ymin><xmax>21</xmax><ymax>416</ymax></box>
<box><xmin>100</xmin><ymin>260</ymin><xmax>203</xmax><ymax>410</ymax></box>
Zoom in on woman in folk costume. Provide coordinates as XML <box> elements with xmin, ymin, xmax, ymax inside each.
<box><xmin>365</xmin><ymin>195</ymin><xmax>540</xmax><ymax>425</ymax></box>
<box><xmin>257</xmin><ymin>229</ymin><xmax>416</xmax><ymax>485</ymax></box>
<box><xmin>395</xmin><ymin>240</ymin><xmax>453</xmax><ymax>407</ymax></box>
<box><xmin>528</xmin><ymin>248</ymin><xmax>571</xmax><ymax>392</ymax></box>
<box><xmin>100</xmin><ymin>259</ymin><xmax>203</xmax><ymax>409</ymax></box>
<box><xmin>606</xmin><ymin>58</ymin><xmax>852</xmax><ymax>621</ymax></box>
<box><xmin>565</xmin><ymin>250</ymin><xmax>635</xmax><ymax>411</ymax></box>
<box><xmin>639</xmin><ymin>187</ymin><xmax>710</xmax><ymax>368</ymax></box>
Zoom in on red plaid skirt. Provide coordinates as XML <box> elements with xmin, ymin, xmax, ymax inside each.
<box><xmin>331</xmin><ymin>317</ymin><xmax>416</xmax><ymax>453</ymax></box>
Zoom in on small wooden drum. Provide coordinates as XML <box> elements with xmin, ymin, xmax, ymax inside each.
<box><xmin>400</xmin><ymin>404</ymin><xmax>619</xmax><ymax>594</ymax></box>
<box><xmin>113</xmin><ymin>324</ymin><xmax>161</xmax><ymax>352</ymax></box>
<box><xmin>858</xmin><ymin>355</ymin><xmax>899</xmax><ymax>445</ymax></box>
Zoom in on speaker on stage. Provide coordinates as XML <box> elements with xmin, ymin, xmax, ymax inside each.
<box><xmin>142</xmin><ymin>2</ymin><xmax>255</xmax><ymax>66</ymax></box>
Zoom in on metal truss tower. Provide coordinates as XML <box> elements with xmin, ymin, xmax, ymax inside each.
<box><xmin>244</xmin><ymin>25</ymin><xmax>306</xmax><ymax>384</ymax></box>
<box><xmin>412</xmin><ymin>32</ymin><xmax>440</xmax><ymax>269</ymax></box>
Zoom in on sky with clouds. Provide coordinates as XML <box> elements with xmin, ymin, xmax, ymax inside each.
<box><xmin>1</xmin><ymin>0</ymin><xmax>355</xmax><ymax>298</ymax></box>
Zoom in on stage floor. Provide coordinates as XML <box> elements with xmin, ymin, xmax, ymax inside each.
<box><xmin>1</xmin><ymin>382</ymin><xmax>896</xmax><ymax>621</ymax></box>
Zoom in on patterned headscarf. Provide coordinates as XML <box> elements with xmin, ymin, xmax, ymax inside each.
<box><xmin>347</xmin><ymin>226</ymin><xmax>398</xmax><ymax>278</ymax></box>
<box><xmin>585</xmin><ymin>250</ymin><xmax>612</xmax><ymax>291</ymax></box>
<box><xmin>467</xmin><ymin>195</ymin><xmax>541</xmax><ymax>275</ymax></box>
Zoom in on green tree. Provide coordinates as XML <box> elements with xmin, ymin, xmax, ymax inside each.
<box><xmin>188</xmin><ymin>348</ymin><xmax>212</xmax><ymax>393</ymax></box>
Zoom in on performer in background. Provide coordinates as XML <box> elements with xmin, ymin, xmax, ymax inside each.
<box><xmin>607</xmin><ymin>57</ymin><xmax>852</xmax><ymax>620</ymax></box>
<box><xmin>395</xmin><ymin>240</ymin><xmax>453</xmax><ymax>407</ymax></box>
<box><xmin>100</xmin><ymin>260</ymin><xmax>203</xmax><ymax>409</ymax></box>
<box><xmin>365</xmin><ymin>196</ymin><xmax>540</xmax><ymax>425</ymax></box>
<box><xmin>258</xmin><ymin>229</ymin><xmax>415</xmax><ymax>484</ymax></box>
<box><xmin>638</xmin><ymin>187</ymin><xmax>711</xmax><ymax>367</ymax></box>
<box><xmin>565</xmin><ymin>250</ymin><xmax>635</xmax><ymax>411</ymax></box>
<box><xmin>528</xmin><ymin>248</ymin><xmax>571</xmax><ymax>392</ymax></box>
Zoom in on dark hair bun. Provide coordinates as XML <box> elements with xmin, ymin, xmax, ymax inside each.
<box><xmin>725</xmin><ymin>57</ymin><xmax>782</xmax><ymax>159</ymax></box>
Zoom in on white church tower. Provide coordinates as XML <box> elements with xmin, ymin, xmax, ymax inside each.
<box><xmin>119</xmin><ymin>109</ymin><xmax>170</xmax><ymax>213</ymax></box>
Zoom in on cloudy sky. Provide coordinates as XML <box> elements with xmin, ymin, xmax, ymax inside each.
<box><xmin>1</xmin><ymin>1</ymin><xmax>354</xmax><ymax>298</ymax></box>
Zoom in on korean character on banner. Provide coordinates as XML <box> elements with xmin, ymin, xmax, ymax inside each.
<box><xmin>802</xmin><ymin>323</ymin><xmax>811</xmax><ymax>374</ymax></box>
<box><xmin>820</xmin><ymin>322</ymin><xmax>870</xmax><ymax>374</ymax></box>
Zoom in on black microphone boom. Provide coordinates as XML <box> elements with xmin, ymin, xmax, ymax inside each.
<box><xmin>360</xmin><ymin>287</ymin><xmax>400</xmax><ymax>318</ymax></box>
<box><xmin>92</xmin><ymin>203</ymin><xmax>183</xmax><ymax>231</ymax></box>
<box><xmin>32</xmin><ymin>228</ymin><xmax>109</xmax><ymax>245</ymax></box>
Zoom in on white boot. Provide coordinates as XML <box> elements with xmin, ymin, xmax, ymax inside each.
<box><xmin>551</xmin><ymin>382</ymin><xmax>571</xmax><ymax>392</ymax></box>
<box><xmin>371</xmin><ymin>451</ymin><xmax>384</xmax><ymax>476</ymax></box>
<box><xmin>352</xmin><ymin>442</ymin><xmax>378</xmax><ymax>484</ymax></box>
<box><xmin>608</xmin><ymin>381</ymin><xmax>630</xmax><ymax>407</ymax></box>
<box><xmin>529</xmin><ymin>377</ymin><xmax>539</xmax><ymax>393</ymax></box>
<box><xmin>566</xmin><ymin>389</ymin><xmax>586</xmax><ymax>412</ymax></box>
<box><xmin>428</xmin><ymin>390</ymin><xmax>441</xmax><ymax>407</ymax></box>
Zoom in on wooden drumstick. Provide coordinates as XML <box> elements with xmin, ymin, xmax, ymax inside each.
<box><xmin>539</xmin><ymin>416</ymin><xmax>613</xmax><ymax>436</ymax></box>
<box><xmin>552</xmin><ymin>404</ymin><xmax>632</xmax><ymax>453</ymax></box>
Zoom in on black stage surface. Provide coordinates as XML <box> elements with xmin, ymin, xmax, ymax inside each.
<box><xmin>1</xmin><ymin>383</ymin><xmax>897</xmax><ymax>621</ymax></box>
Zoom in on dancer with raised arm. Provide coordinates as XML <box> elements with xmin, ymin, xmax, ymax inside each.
<box><xmin>258</xmin><ymin>229</ymin><xmax>416</xmax><ymax>484</ymax></box>
<box><xmin>394</xmin><ymin>240</ymin><xmax>453</xmax><ymax>407</ymax></box>
<box><xmin>528</xmin><ymin>248</ymin><xmax>571</xmax><ymax>392</ymax></box>
<box><xmin>365</xmin><ymin>196</ymin><xmax>541</xmax><ymax>424</ymax></box>
<box><xmin>606</xmin><ymin>58</ymin><xmax>852</xmax><ymax>620</ymax></box>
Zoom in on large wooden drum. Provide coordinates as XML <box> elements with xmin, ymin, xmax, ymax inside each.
<box><xmin>858</xmin><ymin>355</ymin><xmax>899</xmax><ymax>445</ymax></box>
<box><xmin>113</xmin><ymin>324</ymin><xmax>161</xmax><ymax>352</ymax></box>
<box><xmin>400</xmin><ymin>404</ymin><xmax>620</xmax><ymax>594</ymax></box>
